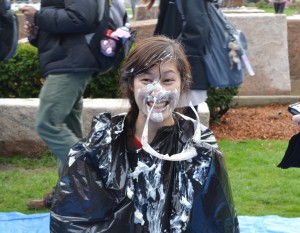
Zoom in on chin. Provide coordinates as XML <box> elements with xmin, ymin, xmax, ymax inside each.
<box><xmin>150</xmin><ymin>112</ymin><xmax>174</xmax><ymax>125</ymax></box>
<box><xmin>149</xmin><ymin>114</ymin><xmax>164</xmax><ymax>123</ymax></box>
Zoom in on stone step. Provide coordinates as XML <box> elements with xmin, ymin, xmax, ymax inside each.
<box><xmin>233</xmin><ymin>95</ymin><xmax>300</xmax><ymax>107</ymax></box>
<box><xmin>0</xmin><ymin>98</ymin><xmax>210</xmax><ymax>157</ymax></box>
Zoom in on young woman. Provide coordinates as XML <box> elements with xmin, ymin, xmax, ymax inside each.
<box><xmin>50</xmin><ymin>36</ymin><xmax>239</xmax><ymax>233</ymax></box>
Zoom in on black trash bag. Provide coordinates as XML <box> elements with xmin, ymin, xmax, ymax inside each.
<box><xmin>277</xmin><ymin>132</ymin><xmax>300</xmax><ymax>169</ymax></box>
<box><xmin>0</xmin><ymin>0</ymin><xmax>19</xmax><ymax>61</ymax></box>
<box><xmin>50</xmin><ymin>113</ymin><xmax>240</xmax><ymax>233</ymax></box>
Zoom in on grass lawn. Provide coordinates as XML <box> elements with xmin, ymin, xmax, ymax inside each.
<box><xmin>1</xmin><ymin>140</ymin><xmax>300</xmax><ymax>217</ymax></box>
<box><xmin>0</xmin><ymin>151</ymin><xmax>57</xmax><ymax>214</ymax></box>
<box><xmin>219</xmin><ymin>140</ymin><xmax>300</xmax><ymax>217</ymax></box>
<box><xmin>258</xmin><ymin>6</ymin><xmax>299</xmax><ymax>15</ymax></box>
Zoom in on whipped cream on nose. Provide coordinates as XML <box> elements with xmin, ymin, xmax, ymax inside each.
<box><xmin>149</xmin><ymin>81</ymin><xmax>163</xmax><ymax>99</ymax></box>
<box><xmin>144</xmin><ymin>81</ymin><xmax>168</xmax><ymax>122</ymax></box>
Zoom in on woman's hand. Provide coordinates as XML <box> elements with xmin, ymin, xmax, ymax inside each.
<box><xmin>19</xmin><ymin>5</ymin><xmax>37</xmax><ymax>25</ymax></box>
<box><xmin>23</xmin><ymin>21</ymin><xmax>38</xmax><ymax>39</ymax></box>
<box><xmin>292</xmin><ymin>114</ymin><xmax>300</xmax><ymax>128</ymax></box>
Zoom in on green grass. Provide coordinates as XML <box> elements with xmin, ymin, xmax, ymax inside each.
<box><xmin>0</xmin><ymin>150</ymin><xmax>57</xmax><ymax>169</ymax></box>
<box><xmin>219</xmin><ymin>140</ymin><xmax>300</xmax><ymax>217</ymax></box>
<box><xmin>1</xmin><ymin>140</ymin><xmax>300</xmax><ymax>217</ymax></box>
<box><xmin>0</xmin><ymin>151</ymin><xmax>57</xmax><ymax>214</ymax></box>
<box><xmin>0</xmin><ymin>168</ymin><xmax>57</xmax><ymax>214</ymax></box>
<box><xmin>258</xmin><ymin>6</ymin><xmax>299</xmax><ymax>16</ymax></box>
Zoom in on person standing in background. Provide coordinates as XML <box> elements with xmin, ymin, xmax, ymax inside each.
<box><xmin>272</xmin><ymin>0</ymin><xmax>287</xmax><ymax>14</ymax></box>
<box><xmin>19</xmin><ymin>0</ymin><xmax>100</xmax><ymax>209</ymax></box>
<box><xmin>143</xmin><ymin>0</ymin><xmax>210</xmax><ymax>119</ymax></box>
<box><xmin>130</xmin><ymin>0</ymin><xmax>137</xmax><ymax>19</ymax></box>
<box><xmin>0</xmin><ymin>0</ymin><xmax>18</xmax><ymax>61</ymax></box>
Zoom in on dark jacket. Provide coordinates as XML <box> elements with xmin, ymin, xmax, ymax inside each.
<box><xmin>0</xmin><ymin>0</ymin><xmax>18</xmax><ymax>61</ymax></box>
<box><xmin>50</xmin><ymin>113</ymin><xmax>239</xmax><ymax>233</ymax></box>
<box><xmin>154</xmin><ymin>0</ymin><xmax>210</xmax><ymax>90</ymax></box>
<box><xmin>31</xmin><ymin>0</ymin><xmax>99</xmax><ymax>77</ymax></box>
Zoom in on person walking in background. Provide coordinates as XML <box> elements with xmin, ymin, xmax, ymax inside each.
<box><xmin>19</xmin><ymin>0</ymin><xmax>100</xmax><ymax>209</ymax></box>
<box><xmin>143</xmin><ymin>0</ymin><xmax>210</xmax><ymax>119</ymax></box>
<box><xmin>272</xmin><ymin>0</ymin><xmax>287</xmax><ymax>14</ymax></box>
<box><xmin>0</xmin><ymin>0</ymin><xmax>18</xmax><ymax>61</ymax></box>
<box><xmin>50</xmin><ymin>35</ymin><xmax>239</xmax><ymax>233</ymax></box>
<box><xmin>130</xmin><ymin>0</ymin><xmax>137</xmax><ymax>19</ymax></box>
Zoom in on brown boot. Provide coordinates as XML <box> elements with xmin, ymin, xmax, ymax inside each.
<box><xmin>27</xmin><ymin>192</ymin><xmax>54</xmax><ymax>210</ymax></box>
<box><xmin>26</xmin><ymin>199</ymin><xmax>46</xmax><ymax>210</ymax></box>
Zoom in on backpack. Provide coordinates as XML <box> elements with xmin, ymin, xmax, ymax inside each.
<box><xmin>86</xmin><ymin>0</ymin><xmax>137</xmax><ymax>74</ymax></box>
<box><xmin>0</xmin><ymin>0</ymin><xmax>19</xmax><ymax>61</ymax></box>
<box><xmin>175</xmin><ymin>0</ymin><xmax>254</xmax><ymax>88</ymax></box>
<box><xmin>202</xmin><ymin>2</ymin><xmax>254</xmax><ymax>88</ymax></box>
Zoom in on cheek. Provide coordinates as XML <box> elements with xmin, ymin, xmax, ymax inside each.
<box><xmin>168</xmin><ymin>89</ymin><xmax>180</xmax><ymax>107</ymax></box>
<box><xmin>134</xmin><ymin>88</ymin><xmax>143</xmax><ymax>103</ymax></box>
<box><xmin>135</xmin><ymin>86</ymin><xmax>149</xmax><ymax>106</ymax></box>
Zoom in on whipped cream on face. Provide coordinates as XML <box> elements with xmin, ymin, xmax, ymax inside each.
<box><xmin>140</xmin><ymin>80</ymin><xmax>179</xmax><ymax>123</ymax></box>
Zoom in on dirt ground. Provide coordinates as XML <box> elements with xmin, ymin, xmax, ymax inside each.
<box><xmin>210</xmin><ymin>103</ymin><xmax>299</xmax><ymax>140</ymax></box>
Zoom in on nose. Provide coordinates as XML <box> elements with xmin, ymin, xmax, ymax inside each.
<box><xmin>150</xmin><ymin>82</ymin><xmax>162</xmax><ymax>98</ymax></box>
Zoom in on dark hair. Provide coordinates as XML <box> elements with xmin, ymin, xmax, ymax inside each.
<box><xmin>120</xmin><ymin>35</ymin><xmax>192</xmax><ymax>128</ymax></box>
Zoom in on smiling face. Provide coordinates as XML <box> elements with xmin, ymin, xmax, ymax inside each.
<box><xmin>120</xmin><ymin>36</ymin><xmax>192</xmax><ymax>133</ymax></box>
<box><xmin>134</xmin><ymin>61</ymin><xmax>181</xmax><ymax>126</ymax></box>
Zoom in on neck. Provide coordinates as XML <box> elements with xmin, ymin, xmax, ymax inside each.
<box><xmin>134</xmin><ymin>112</ymin><xmax>175</xmax><ymax>143</ymax></box>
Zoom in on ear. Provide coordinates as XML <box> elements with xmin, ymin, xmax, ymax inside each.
<box><xmin>180</xmin><ymin>75</ymin><xmax>186</xmax><ymax>92</ymax></box>
<box><xmin>129</xmin><ymin>82</ymin><xmax>134</xmax><ymax>92</ymax></box>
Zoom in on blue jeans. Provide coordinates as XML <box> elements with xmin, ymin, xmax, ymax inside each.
<box><xmin>35</xmin><ymin>72</ymin><xmax>93</xmax><ymax>175</ymax></box>
<box><xmin>130</xmin><ymin>0</ymin><xmax>137</xmax><ymax>18</ymax></box>
<box><xmin>274</xmin><ymin>3</ymin><xmax>285</xmax><ymax>14</ymax></box>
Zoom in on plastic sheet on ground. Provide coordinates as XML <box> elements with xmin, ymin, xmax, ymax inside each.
<box><xmin>238</xmin><ymin>215</ymin><xmax>300</xmax><ymax>233</ymax></box>
<box><xmin>0</xmin><ymin>212</ymin><xmax>49</xmax><ymax>233</ymax></box>
<box><xmin>0</xmin><ymin>212</ymin><xmax>300</xmax><ymax>233</ymax></box>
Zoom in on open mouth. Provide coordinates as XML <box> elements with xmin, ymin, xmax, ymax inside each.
<box><xmin>147</xmin><ymin>100</ymin><xmax>169</xmax><ymax>111</ymax></box>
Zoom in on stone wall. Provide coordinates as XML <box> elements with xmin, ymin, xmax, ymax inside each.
<box><xmin>222</xmin><ymin>0</ymin><xmax>244</xmax><ymax>7</ymax></box>
<box><xmin>130</xmin><ymin>13</ymin><xmax>292</xmax><ymax>96</ymax></box>
<box><xmin>287</xmin><ymin>15</ymin><xmax>300</xmax><ymax>94</ymax></box>
<box><xmin>134</xmin><ymin>4</ymin><xmax>159</xmax><ymax>21</ymax></box>
<box><xmin>226</xmin><ymin>13</ymin><xmax>290</xmax><ymax>95</ymax></box>
<box><xmin>131</xmin><ymin>12</ymin><xmax>299</xmax><ymax>96</ymax></box>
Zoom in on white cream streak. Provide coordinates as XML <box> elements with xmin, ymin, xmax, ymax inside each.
<box><xmin>141</xmin><ymin>100</ymin><xmax>201</xmax><ymax>161</ymax></box>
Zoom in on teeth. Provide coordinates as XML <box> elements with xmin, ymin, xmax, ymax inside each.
<box><xmin>154</xmin><ymin>103</ymin><xmax>166</xmax><ymax>108</ymax></box>
<box><xmin>148</xmin><ymin>101</ymin><xmax>167</xmax><ymax>108</ymax></box>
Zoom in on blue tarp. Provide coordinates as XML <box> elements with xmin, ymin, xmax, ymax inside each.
<box><xmin>0</xmin><ymin>212</ymin><xmax>299</xmax><ymax>233</ymax></box>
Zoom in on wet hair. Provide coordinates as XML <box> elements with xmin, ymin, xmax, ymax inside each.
<box><xmin>120</xmin><ymin>35</ymin><xmax>192</xmax><ymax>128</ymax></box>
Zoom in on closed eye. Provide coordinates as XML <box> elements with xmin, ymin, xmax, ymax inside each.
<box><xmin>162</xmin><ymin>77</ymin><xmax>177</xmax><ymax>85</ymax></box>
<box><xmin>140</xmin><ymin>77</ymin><xmax>153</xmax><ymax>84</ymax></box>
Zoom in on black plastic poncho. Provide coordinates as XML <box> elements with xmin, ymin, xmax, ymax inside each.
<box><xmin>50</xmin><ymin>113</ymin><xmax>239</xmax><ymax>233</ymax></box>
<box><xmin>278</xmin><ymin>132</ymin><xmax>300</xmax><ymax>168</ymax></box>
